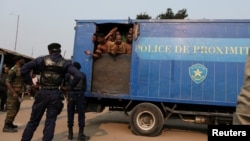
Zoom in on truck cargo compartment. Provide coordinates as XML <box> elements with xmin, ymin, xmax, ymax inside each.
<box><xmin>92</xmin><ymin>54</ymin><xmax>131</xmax><ymax>94</ymax></box>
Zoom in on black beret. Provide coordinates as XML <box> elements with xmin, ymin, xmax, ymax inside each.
<box><xmin>13</xmin><ymin>56</ymin><xmax>24</xmax><ymax>62</ymax></box>
<box><xmin>48</xmin><ymin>43</ymin><xmax>61</xmax><ymax>51</ymax></box>
<box><xmin>73</xmin><ymin>62</ymin><xmax>81</xmax><ymax>69</ymax></box>
<box><xmin>96</xmin><ymin>33</ymin><xmax>105</xmax><ymax>38</ymax></box>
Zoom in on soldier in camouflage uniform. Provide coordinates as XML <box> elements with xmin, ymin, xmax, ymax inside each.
<box><xmin>233</xmin><ymin>50</ymin><xmax>250</xmax><ymax>125</ymax></box>
<box><xmin>3</xmin><ymin>56</ymin><xmax>25</xmax><ymax>132</ymax></box>
<box><xmin>0</xmin><ymin>66</ymin><xmax>10</xmax><ymax>111</ymax></box>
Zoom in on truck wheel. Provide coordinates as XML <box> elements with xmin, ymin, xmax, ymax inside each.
<box><xmin>130</xmin><ymin>103</ymin><xmax>164</xmax><ymax>136</ymax></box>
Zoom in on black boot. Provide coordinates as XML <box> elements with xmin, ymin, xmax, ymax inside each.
<box><xmin>2</xmin><ymin>123</ymin><xmax>17</xmax><ymax>132</ymax></box>
<box><xmin>68</xmin><ymin>127</ymin><xmax>73</xmax><ymax>140</ymax></box>
<box><xmin>78</xmin><ymin>127</ymin><xmax>89</xmax><ymax>141</ymax></box>
<box><xmin>10</xmin><ymin>123</ymin><xmax>18</xmax><ymax>128</ymax></box>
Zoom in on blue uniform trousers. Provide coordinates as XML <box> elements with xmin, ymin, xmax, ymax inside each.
<box><xmin>21</xmin><ymin>90</ymin><xmax>64</xmax><ymax>141</ymax></box>
<box><xmin>67</xmin><ymin>91</ymin><xmax>85</xmax><ymax>128</ymax></box>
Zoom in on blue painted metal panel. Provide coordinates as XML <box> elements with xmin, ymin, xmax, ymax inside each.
<box><xmin>203</xmin><ymin>62</ymin><xmax>215</xmax><ymax>102</ymax></box>
<box><xmin>73</xmin><ymin>22</ymin><xmax>96</xmax><ymax>93</ymax></box>
<box><xmin>181</xmin><ymin>61</ymin><xmax>192</xmax><ymax>100</ymax></box>
<box><xmin>76</xmin><ymin>19</ymin><xmax>129</xmax><ymax>24</ymax></box>
<box><xmin>130</xmin><ymin>20</ymin><xmax>250</xmax><ymax>107</ymax></box>
<box><xmin>226</xmin><ymin>63</ymin><xmax>239</xmax><ymax>102</ymax></box>
<box><xmin>214</xmin><ymin>62</ymin><xmax>226</xmax><ymax>101</ymax></box>
<box><xmin>148</xmin><ymin>61</ymin><xmax>160</xmax><ymax>98</ymax></box>
<box><xmin>158</xmin><ymin>60</ymin><xmax>171</xmax><ymax>98</ymax></box>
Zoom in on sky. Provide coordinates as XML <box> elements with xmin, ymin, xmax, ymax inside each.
<box><xmin>1</xmin><ymin>0</ymin><xmax>250</xmax><ymax>59</ymax></box>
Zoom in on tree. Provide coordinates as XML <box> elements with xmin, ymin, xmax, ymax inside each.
<box><xmin>136</xmin><ymin>8</ymin><xmax>188</xmax><ymax>20</ymax></box>
<box><xmin>136</xmin><ymin>12</ymin><xmax>152</xmax><ymax>19</ymax></box>
<box><xmin>173</xmin><ymin>9</ymin><xmax>188</xmax><ymax>19</ymax></box>
<box><xmin>157</xmin><ymin>8</ymin><xmax>174</xmax><ymax>19</ymax></box>
<box><xmin>157</xmin><ymin>8</ymin><xmax>188</xmax><ymax>19</ymax></box>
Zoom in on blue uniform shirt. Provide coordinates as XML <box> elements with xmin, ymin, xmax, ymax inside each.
<box><xmin>64</xmin><ymin>71</ymin><xmax>86</xmax><ymax>92</ymax></box>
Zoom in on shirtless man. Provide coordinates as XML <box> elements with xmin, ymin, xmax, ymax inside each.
<box><xmin>105</xmin><ymin>26</ymin><xmax>118</xmax><ymax>41</ymax></box>
<box><xmin>124</xmin><ymin>33</ymin><xmax>133</xmax><ymax>54</ymax></box>
<box><xmin>110</xmin><ymin>34</ymin><xmax>126</xmax><ymax>55</ymax></box>
<box><xmin>85</xmin><ymin>33</ymin><xmax>113</xmax><ymax>58</ymax></box>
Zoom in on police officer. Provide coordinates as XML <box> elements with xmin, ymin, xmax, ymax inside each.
<box><xmin>20</xmin><ymin>43</ymin><xmax>82</xmax><ymax>141</ymax></box>
<box><xmin>2</xmin><ymin>56</ymin><xmax>25</xmax><ymax>132</ymax></box>
<box><xmin>64</xmin><ymin>62</ymin><xmax>89</xmax><ymax>140</ymax></box>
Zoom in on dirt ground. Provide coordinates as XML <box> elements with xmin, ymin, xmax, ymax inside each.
<box><xmin>0</xmin><ymin>97</ymin><xmax>207</xmax><ymax>141</ymax></box>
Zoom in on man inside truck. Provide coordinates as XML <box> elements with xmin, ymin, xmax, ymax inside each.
<box><xmin>123</xmin><ymin>33</ymin><xmax>133</xmax><ymax>54</ymax></box>
<box><xmin>110</xmin><ymin>33</ymin><xmax>133</xmax><ymax>55</ymax></box>
<box><xmin>84</xmin><ymin>33</ymin><xmax>113</xmax><ymax>58</ymax></box>
<box><xmin>110</xmin><ymin>34</ymin><xmax>126</xmax><ymax>55</ymax></box>
<box><xmin>84</xmin><ymin>25</ymin><xmax>133</xmax><ymax>58</ymax></box>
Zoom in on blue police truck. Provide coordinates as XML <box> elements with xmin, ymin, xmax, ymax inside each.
<box><xmin>72</xmin><ymin>19</ymin><xmax>250</xmax><ymax>136</ymax></box>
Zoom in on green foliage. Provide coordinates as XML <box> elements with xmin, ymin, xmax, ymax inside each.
<box><xmin>173</xmin><ymin>9</ymin><xmax>188</xmax><ymax>19</ymax></box>
<box><xmin>136</xmin><ymin>12</ymin><xmax>152</xmax><ymax>19</ymax></box>
<box><xmin>157</xmin><ymin>8</ymin><xmax>188</xmax><ymax>19</ymax></box>
<box><xmin>136</xmin><ymin>8</ymin><xmax>188</xmax><ymax>19</ymax></box>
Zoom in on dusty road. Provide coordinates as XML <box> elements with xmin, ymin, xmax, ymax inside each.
<box><xmin>0</xmin><ymin>97</ymin><xmax>207</xmax><ymax>141</ymax></box>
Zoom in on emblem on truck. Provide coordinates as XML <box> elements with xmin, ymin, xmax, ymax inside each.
<box><xmin>189</xmin><ymin>64</ymin><xmax>207</xmax><ymax>84</ymax></box>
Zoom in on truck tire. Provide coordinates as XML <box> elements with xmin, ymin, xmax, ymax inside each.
<box><xmin>130</xmin><ymin>103</ymin><xmax>164</xmax><ymax>136</ymax></box>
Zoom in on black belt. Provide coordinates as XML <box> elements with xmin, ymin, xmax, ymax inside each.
<box><xmin>73</xmin><ymin>88</ymin><xmax>83</xmax><ymax>90</ymax></box>
<box><xmin>40</xmin><ymin>86</ymin><xmax>61</xmax><ymax>90</ymax></box>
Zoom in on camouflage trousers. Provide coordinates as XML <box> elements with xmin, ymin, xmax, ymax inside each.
<box><xmin>233</xmin><ymin>55</ymin><xmax>250</xmax><ymax>125</ymax></box>
<box><xmin>4</xmin><ymin>90</ymin><xmax>21</xmax><ymax>123</ymax></box>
